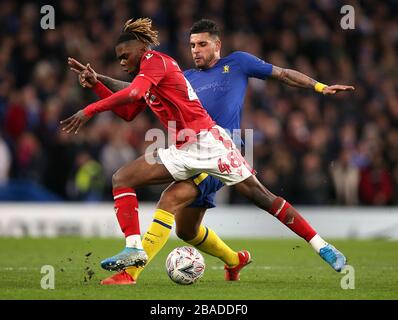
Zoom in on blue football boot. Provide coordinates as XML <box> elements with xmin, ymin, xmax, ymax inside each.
<box><xmin>319</xmin><ymin>244</ymin><xmax>347</xmax><ymax>272</ymax></box>
<box><xmin>101</xmin><ymin>247</ymin><xmax>148</xmax><ymax>271</ymax></box>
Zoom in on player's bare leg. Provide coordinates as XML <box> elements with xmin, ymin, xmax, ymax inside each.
<box><xmin>235</xmin><ymin>175</ymin><xmax>347</xmax><ymax>272</ymax></box>
<box><xmin>157</xmin><ymin>180</ymin><xmax>199</xmax><ymax>214</ymax></box>
<box><xmin>101</xmin><ymin>152</ymin><xmax>175</xmax><ymax>272</ymax></box>
<box><xmin>112</xmin><ymin>152</ymin><xmax>174</xmax><ymax>189</ymax></box>
<box><xmin>174</xmin><ymin>206</ymin><xmax>205</xmax><ymax>241</ymax></box>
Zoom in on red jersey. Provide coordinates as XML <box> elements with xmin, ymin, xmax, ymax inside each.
<box><xmin>84</xmin><ymin>50</ymin><xmax>215</xmax><ymax>142</ymax></box>
<box><xmin>136</xmin><ymin>50</ymin><xmax>215</xmax><ymax>134</ymax></box>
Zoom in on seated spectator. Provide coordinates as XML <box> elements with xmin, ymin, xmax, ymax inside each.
<box><xmin>330</xmin><ymin>149</ymin><xmax>360</xmax><ymax>205</ymax></box>
<box><xmin>359</xmin><ymin>154</ymin><xmax>394</xmax><ymax>205</ymax></box>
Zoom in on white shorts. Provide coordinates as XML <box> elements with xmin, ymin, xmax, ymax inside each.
<box><xmin>157</xmin><ymin>125</ymin><xmax>254</xmax><ymax>186</ymax></box>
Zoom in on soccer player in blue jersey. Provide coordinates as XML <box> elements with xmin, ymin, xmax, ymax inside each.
<box><xmin>69</xmin><ymin>19</ymin><xmax>353</xmax><ymax>285</ymax></box>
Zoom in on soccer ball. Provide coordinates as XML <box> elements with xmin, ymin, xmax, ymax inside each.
<box><xmin>165</xmin><ymin>246</ymin><xmax>205</xmax><ymax>285</ymax></box>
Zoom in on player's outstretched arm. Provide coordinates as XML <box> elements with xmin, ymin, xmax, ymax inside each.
<box><xmin>68</xmin><ymin>57</ymin><xmax>98</xmax><ymax>88</ymax></box>
<box><xmin>59</xmin><ymin>79</ymin><xmax>138</xmax><ymax>135</ymax></box>
<box><xmin>97</xmin><ymin>75</ymin><xmax>131</xmax><ymax>92</ymax></box>
<box><xmin>68</xmin><ymin>57</ymin><xmax>130</xmax><ymax>91</ymax></box>
<box><xmin>68</xmin><ymin>57</ymin><xmax>146</xmax><ymax>123</ymax></box>
<box><xmin>270</xmin><ymin>65</ymin><xmax>354</xmax><ymax>95</ymax></box>
<box><xmin>64</xmin><ymin>76</ymin><xmax>151</xmax><ymax>123</ymax></box>
<box><xmin>60</xmin><ymin>110</ymin><xmax>91</xmax><ymax>134</ymax></box>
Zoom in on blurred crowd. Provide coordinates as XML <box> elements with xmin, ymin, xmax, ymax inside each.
<box><xmin>0</xmin><ymin>0</ymin><xmax>397</xmax><ymax>205</ymax></box>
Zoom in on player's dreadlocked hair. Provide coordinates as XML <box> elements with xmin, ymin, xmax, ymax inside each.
<box><xmin>117</xmin><ymin>18</ymin><xmax>160</xmax><ymax>47</ymax></box>
<box><xmin>190</xmin><ymin>19</ymin><xmax>220</xmax><ymax>38</ymax></box>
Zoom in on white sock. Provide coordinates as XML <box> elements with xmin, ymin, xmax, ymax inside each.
<box><xmin>309</xmin><ymin>234</ymin><xmax>328</xmax><ymax>253</ymax></box>
<box><xmin>126</xmin><ymin>235</ymin><xmax>143</xmax><ymax>249</ymax></box>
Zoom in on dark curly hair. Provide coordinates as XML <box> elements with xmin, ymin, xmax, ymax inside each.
<box><xmin>189</xmin><ymin>19</ymin><xmax>220</xmax><ymax>38</ymax></box>
<box><xmin>117</xmin><ymin>18</ymin><xmax>160</xmax><ymax>47</ymax></box>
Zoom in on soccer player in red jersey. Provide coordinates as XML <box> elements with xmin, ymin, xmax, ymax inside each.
<box><xmin>61</xmin><ymin>18</ymin><xmax>255</xmax><ymax>271</ymax></box>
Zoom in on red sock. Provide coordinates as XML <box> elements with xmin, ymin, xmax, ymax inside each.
<box><xmin>269</xmin><ymin>197</ymin><xmax>317</xmax><ymax>241</ymax></box>
<box><xmin>113</xmin><ymin>187</ymin><xmax>140</xmax><ymax>237</ymax></box>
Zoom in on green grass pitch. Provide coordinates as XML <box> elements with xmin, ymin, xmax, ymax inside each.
<box><xmin>0</xmin><ymin>237</ymin><xmax>397</xmax><ymax>300</ymax></box>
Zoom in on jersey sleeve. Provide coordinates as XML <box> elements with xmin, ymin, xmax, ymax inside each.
<box><xmin>111</xmin><ymin>99</ymin><xmax>147</xmax><ymax>122</ymax></box>
<box><xmin>138</xmin><ymin>51</ymin><xmax>167</xmax><ymax>86</ymax></box>
<box><xmin>83</xmin><ymin>82</ymin><xmax>147</xmax><ymax>117</ymax></box>
<box><xmin>90</xmin><ymin>81</ymin><xmax>146</xmax><ymax>121</ymax></box>
<box><xmin>234</xmin><ymin>51</ymin><xmax>273</xmax><ymax>79</ymax></box>
<box><xmin>92</xmin><ymin>81</ymin><xmax>113</xmax><ymax>99</ymax></box>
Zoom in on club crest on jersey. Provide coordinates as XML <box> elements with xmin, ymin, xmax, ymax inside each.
<box><xmin>145</xmin><ymin>53</ymin><xmax>153</xmax><ymax>60</ymax></box>
<box><xmin>222</xmin><ymin>65</ymin><xmax>230</xmax><ymax>73</ymax></box>
<box><xmin>145</xmin><ymin>91</ymin><xmax>157</xmax><ymax>104</ymax></box>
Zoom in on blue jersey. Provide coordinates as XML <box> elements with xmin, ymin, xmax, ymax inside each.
<box><xmin>184</xmin><ymin>51</ymin><xmax>273</xmax><ymax>135</ymax></box>
<box><xmin>184</xmin><ymin>51</ymin><xmax>273</xmax><ymax>208</ymax></box>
